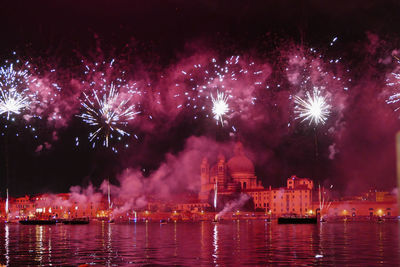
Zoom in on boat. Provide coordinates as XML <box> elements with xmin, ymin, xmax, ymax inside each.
<box><xmin>19</xmin><ymin>219</ymin><xmax>56</xmax><ymax>225</ymax></box>
<box><xmin>278</xmin><ymin>217</ymin><xmax>317</xmax><ymax>224</ymax></box>
<box><xmin>62</xmin><ymin>218</ymin><xmax>90</xmax><ymax>225</ymax></box>
<box><xmin>160</xmin><ymin>219</ymin><xmax>168</xmax><ymax>225</ymax></box>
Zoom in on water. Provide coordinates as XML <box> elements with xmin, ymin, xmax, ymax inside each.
<box><xmin>0</xmin><ymin>221</ymin><xmax>399</xmax><ymax>266</ymax></box>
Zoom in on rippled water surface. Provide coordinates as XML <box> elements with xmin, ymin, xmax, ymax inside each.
<box><xmin>0</xmin><ymin>221</ymin><xmax>399</xmax><ymax>266</ymax></box>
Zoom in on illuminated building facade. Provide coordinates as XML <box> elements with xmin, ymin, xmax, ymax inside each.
<box><xmin>246</xmin><ymin>176</ymin><xmax>313</xmax><ymax>216</ymax></box>
<box><xmin>2</xmin><ymin>193</ymin><xmax>109</xmax><ymax>220</ymax></box>
<box><xmin>327</xmin><ymin>191</ymin><xmax>398</xmax><ymax>218</ymax></box>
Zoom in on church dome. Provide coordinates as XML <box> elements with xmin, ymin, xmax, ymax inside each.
<box><xmin>227</xmin><ymin>142</ymin><xmax>255</xmax><ymax>176</ymax></box>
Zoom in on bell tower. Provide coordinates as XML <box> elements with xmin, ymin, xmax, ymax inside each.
<box><xmin>217</xmin><ymin>153</ymin><xmax>226</xmax><ymax>190</ymax></box>
<box><xmin>199</xmin><ymin>157</ymin><xmax>211</xmax><ymax>201</ymax></box>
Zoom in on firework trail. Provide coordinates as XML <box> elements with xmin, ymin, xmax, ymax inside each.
<box><xmin>294</xmin><ymin>87</ymin><xmax>331</xmax><ymax>125</ymax></box>
<box><xmin>78</xmin><ymin>83</ymin><xmax>139</xmax><ymax>148</ymax></box>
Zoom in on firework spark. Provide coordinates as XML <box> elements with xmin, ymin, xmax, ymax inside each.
<box><xmin>386</xmin><ymin>71</ymin><xmax>400</xmax><ymax>111</ymax></box>
<box><xmin>0</xmin><ymin>63</ymin><xmax>31</xmax><ymax>89</ymax></box>
<box><xmin>211</xmin><ymin>91</ymin><xmax>229</xmax><ymax>126</ymax></box>
<box><xmin>78</xmin><ymin>83</ymin><xmax>139</xmax><ymax>148</ymax></box>
<box><xmin>0</xmin><ymin>88</ymin><xmax>30</xmax><ymax>120</ymax></box>
<box><xmin>294</xmin><ymin>87</ymin><xmax>330</xmax><ymax>125</ymax></box>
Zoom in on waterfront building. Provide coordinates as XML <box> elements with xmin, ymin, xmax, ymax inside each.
<box><xmin>246</xmin><ymin>176</ymin><xmax>313</xmax><ymax>216</ymax></box>
<box><xmin>199</xmin><ymin>142</ymin><xmax>314</xmax><ymax>216</ymax></box>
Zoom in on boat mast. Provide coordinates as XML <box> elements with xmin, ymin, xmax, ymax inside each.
<box><xmin>5</xmin><ymin>188</ymin><xmax>9</xmax><ymax>221</ymax></box>
<box><xmin>318</xmin><ymin>184</ymin><xmax>322</xmax><ymax>211</ymax></box>
<box><xmin>214</xmin><ymin>179</ymin><xmax>218</xmax><ymax>211</ymax></box>
<box><xmin>107</xmin><ymin>179</ymin><xmax>111</xmax><ymax>211</ymax></box>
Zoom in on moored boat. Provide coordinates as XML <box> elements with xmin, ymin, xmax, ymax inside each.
<box><xmin>19</xmin><ymin>219</ymin><xmax>56</xmax><ymax>225</ymax></box>
<box><xmin>278</xmin><ymin>217</ymin><xmax>317</xmax><ymax>224</ymax></box>
<box><xmin>62</xmin><ymin>218</ymin><xmax>90</xmax><ymax>225</ymax></box>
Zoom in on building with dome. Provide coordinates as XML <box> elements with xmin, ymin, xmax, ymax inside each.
<box><xmin>199</xmin><ymin>142</ymin><xmax>316</xmax><ymax>216</ymax></box>
<box><xmin>199</xmin><ymin>142</ymin><xmax>263</xmax><ymax>201</ymax></box>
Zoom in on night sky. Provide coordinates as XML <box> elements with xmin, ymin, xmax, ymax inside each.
<box><xmin>1</xmin><ymin>0</ymin><xmax>400</xmax><ymax>197</ymax></box>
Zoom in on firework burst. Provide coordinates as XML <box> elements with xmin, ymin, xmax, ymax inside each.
<box><xmin>173</xmin><ymin>56</ymin><xmax>266</xmax><ymax>123</ymax></box>
<box><xmin>211</xmin><ymin>91</ymin><xmax>229</xmax><ymax>126</ymax></box>
<box><xmin>0</xmin><ymin>61</ymin><xmax>33</xmax><ymax>121</ymax></box>
<box><xmin>294</xmin><ymin>87</ymin><xmax>331</xmax><ymax>125</ymax></box>
<box><xmin>78</xmin><ymin>83</ymin><xmax>139</xmax><ymax>148</ymax></box>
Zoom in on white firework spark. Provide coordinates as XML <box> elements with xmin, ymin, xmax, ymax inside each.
<box><xmin>294</xmin><ymin>87</ymin><xmax>331</xmax><ymax>125</ymax></box>
<box><xmin>0</xmin><ymin>63</ymin><xmax>31</xmax><ymax>89</ymax></box>
<box><xmin>211</xmin><ymin>91</ymin><xmax>229</xmax><ymax>126</ymax></box>
<box><xmin>0</xmin><ymin>88</ymin><xmax>30</xmax><ymax>120</ymax></box>
<box><xmin>78</xmin><ymin>83</ymin><xmax>139</xmax><ymax>147</ymax></box>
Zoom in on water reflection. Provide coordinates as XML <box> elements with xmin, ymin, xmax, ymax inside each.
<box><xmin>4</xmin><ymin>224</ymin><xmax>9</xmax><ymax>266</ymax></box>
<box><xmin>173</xmin><ymin>221</ymin><xmax>177</xmax><ymax>258</ymax></box>
<box><xmin>107</xmin><ymin>223</ymin><xmax>112</xmax><ymax>265</ymax></box>
<box><xmin>0</xmin><ymin>221</ymin><xmax>399</xmax><ymax>265</ymax></box>
<box><xmin>212</xmin><ymin>223</ymin><xmax>218</xmax><ymax>265</ymax></box>
<box><xmin>48</xmin><ymin>227</ymin><xmax>52</xmax><ymax>266</ymax></box>
<box><xmin>35</xmin><ymin>226</ymin><xmax>44</xmax><ymax>264</ymax></box>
